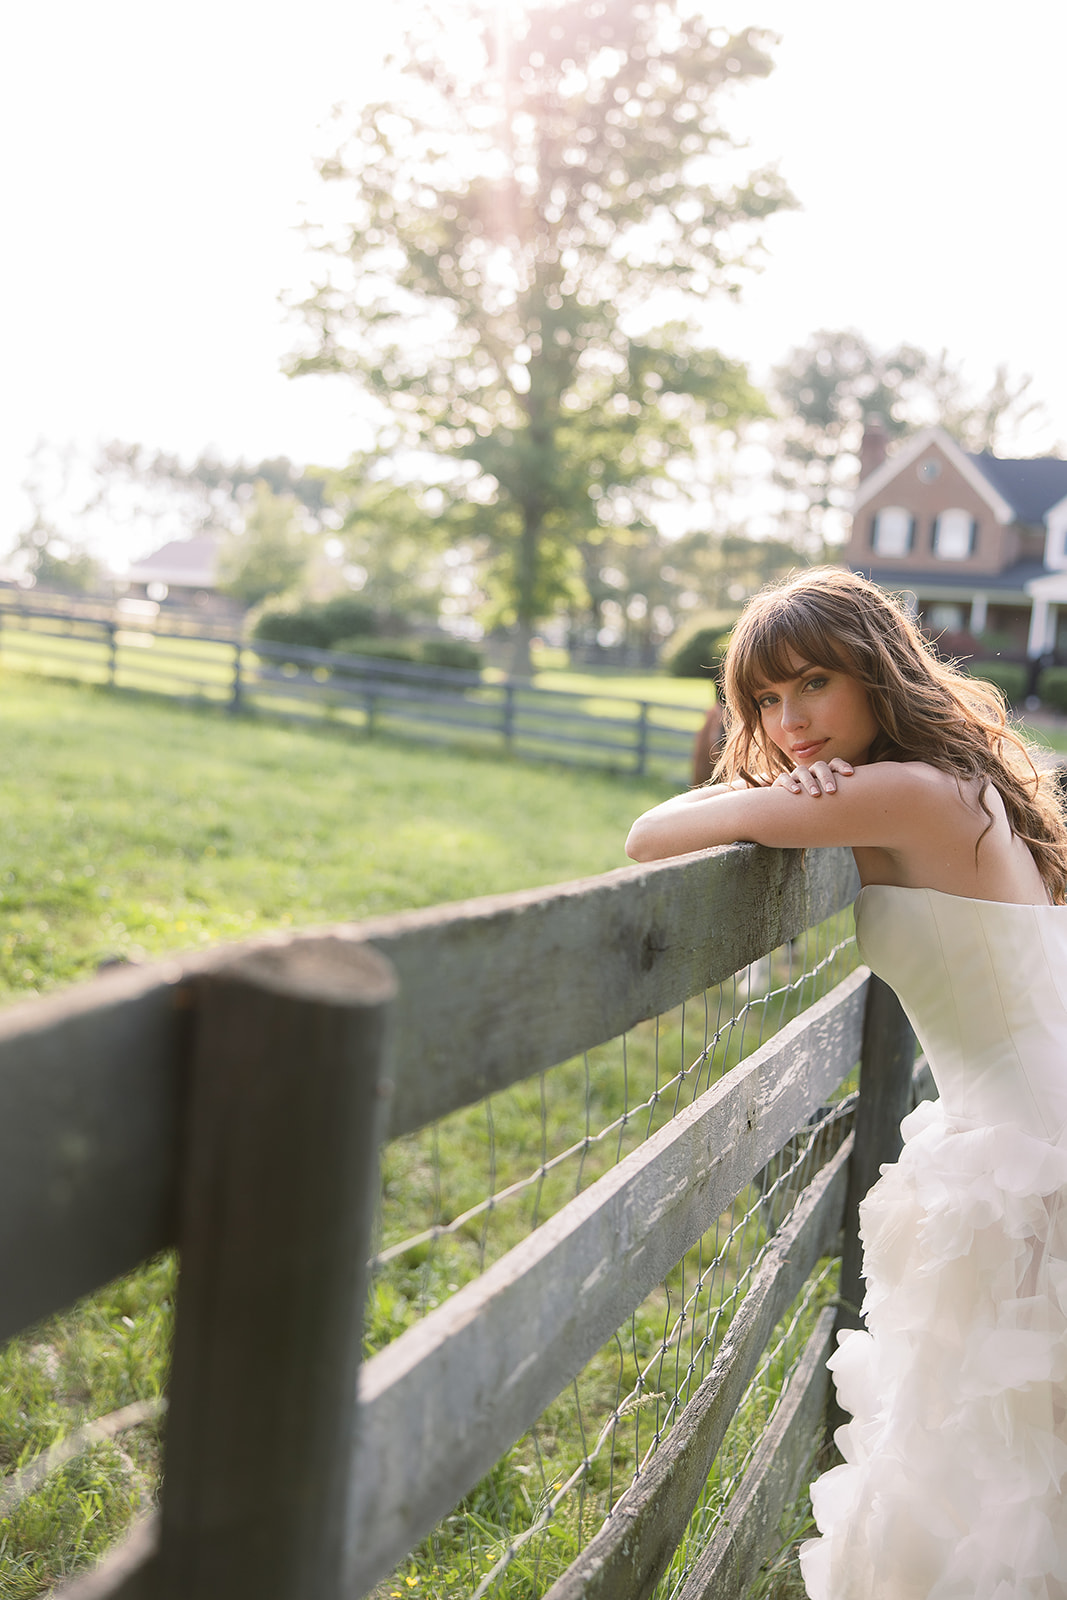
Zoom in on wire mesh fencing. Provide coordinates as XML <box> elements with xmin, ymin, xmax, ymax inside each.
<box><xmin>364</xmin><ymin>909</ymin><xmax>860</xmax><ymax>1599</ymax></box>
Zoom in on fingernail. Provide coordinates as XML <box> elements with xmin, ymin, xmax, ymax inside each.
<box><xmin>826</xmin><ymin>783</ymin><xmax>835</xmax><ymax>792</ymax></box>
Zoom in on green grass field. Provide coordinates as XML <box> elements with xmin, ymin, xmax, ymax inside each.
<box><xmin>0</xmin><ymin>671</ymin><xmax>675</xmax><ymax>1003</ymax></box>
<box><xmin>0</xmin><ymin>669</ymin><xmax>679</xmax><ymax>1595</ymax></box>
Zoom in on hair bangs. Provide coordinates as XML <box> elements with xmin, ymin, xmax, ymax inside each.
<box><xmin>731</xmin><ymin>598</ymin><xmax>858</xmax><ymax>708</ymax></box>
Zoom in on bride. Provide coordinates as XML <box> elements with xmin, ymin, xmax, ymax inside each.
<box><xmin>626</xmin><ymin>568</ymin><xmax>1067</xmax><ymax>1599</ymax></box>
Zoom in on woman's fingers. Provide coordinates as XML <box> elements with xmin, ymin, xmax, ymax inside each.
<box><xmin>772</xmin><ymin>769</ymin><xmax>805</xmax><ymax>793</ymax></box>
<box><xmin>778</xmin><ymin>759</ymin><xmax>855</xmax><ymax>797</ymax></box>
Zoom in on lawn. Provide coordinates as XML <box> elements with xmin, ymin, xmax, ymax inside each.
<box><xmin>0</xmin><ymin>672</ymin><xmax>673</xmax><ymax>1003</ymax></box>
<box><xmin>0</xmin><ymin>669</ymin><xmax>679</xmax><ymax>1595</ymax></box>
<box><xmin>529</xmin><ymin>658</ymin><xmax>718</xmax><ymax>711</ymax></box>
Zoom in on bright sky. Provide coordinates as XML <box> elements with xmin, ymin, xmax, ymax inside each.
<box><xmin>3</xmin><ymin>0</ymin><xmax>1065</xmax><ymax>565</ymax></box>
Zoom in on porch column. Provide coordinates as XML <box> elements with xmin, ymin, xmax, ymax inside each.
<box><xmin>969</xmin><ymin>594</ymin><xmax>988</xmax><ymax>635</ymax></box>
<box><xmin>1027</xmin><ymin>597</ymin><xmax>1057</xmax><ymax>657</ymax></box>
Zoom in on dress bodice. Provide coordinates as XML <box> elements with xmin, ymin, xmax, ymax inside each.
<box><xmin>855</xmin><ymin>884</ymin><xmax>1067</xmax><ymax>1140</ymax></box>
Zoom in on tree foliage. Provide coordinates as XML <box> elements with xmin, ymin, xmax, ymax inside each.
<box><xmin>288</xmin><ymin>0</ymin><xmax>792</xmax><ymax>671</ymax></box>
<box><xmin>560</xmin><ymin>518</ymin><xmax>804</xmax><ymax>660</ymax></box>
<box><xmin>321</xmin><ymin>470</ymin><xmax>456</xmax><ymax>623</ymax></box>
<box><xmin>10</xmin><ymin>443</ymin><xmax>102</xmax><ymax>593</ymax></box>
<box><xmin>90</xmin><ymin>442</ymin><xmax>331</xmax><ymax>541</ymax></box>
<box><xmin>770</xmin><ymin>329</ymin><xmax>1049</xmax><ymax>553</ymax></box>
<box><xmin>215</xmin><ymin>481</ymin><xmax>311</xmax><ymax>609</ymax></box>
<box><xmin>13</xmin><ymin>519</ymin><xmax>100</xmax><ymax>594</ymax></box>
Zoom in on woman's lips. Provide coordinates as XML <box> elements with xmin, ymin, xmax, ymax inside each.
<box><xmin>790</xmin><ymin>740</ymin><xmax>826</xmax><ymax>761</ymax></box>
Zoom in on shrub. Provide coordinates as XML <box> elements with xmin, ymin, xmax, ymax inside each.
<box><xmin>316</xmin><ymin>594</ymin><xmax>382</xmax><ymax>642</ymax></box>
<box><xmin>419</xmin><ymin>638</ymin><xmax>484</xmax><ymax>672</ymax></box>
<box><xmin>333</xmin><ymin>638</ymin><xmax>420</xmax><ymax>665</ymax></box>
<box><xmin>666</xmin><ymin>625</ymin><xmax>733</xmax><ymax>679</ymax></box>
<box><xmin>1038</xmin><ymin>666</ymin><xmax>1067</xmax><ymax>714</ymax></box>
<box><xmin>253</xmin><ymin>597</ymin><xmax>379</xmax><ymax>653</ymax></box>
<box><xmin>253</xmin><ymin>607</ymin><xmax>334</xmax><ymax>652</ymax></box>
<box><xmin>964</xmin><ymin>660</ymin><xmax>1026</xmax><ymax>706</ymax></box>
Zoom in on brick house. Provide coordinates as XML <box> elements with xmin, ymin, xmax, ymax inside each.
<box><xmin>843</xmin><ymin>423</ymin><xmax>1067</xmax><ymax>657</ymax></box>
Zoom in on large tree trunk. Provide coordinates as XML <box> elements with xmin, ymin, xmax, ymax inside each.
<box><xmin>510</xmin><ymin>509</ymin><xmax>541</xmax><ymax>679</ymax></box>
<box><xmin>509</xmin><ymin>618</ymin><xmax>535</xmax><ymax>679</ymax></box>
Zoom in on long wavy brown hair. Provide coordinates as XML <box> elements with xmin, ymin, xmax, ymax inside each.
<box><xmin>712</xmin><ymin>567</ymin><xmax>1067</xmax><ymax>903</ymax></box>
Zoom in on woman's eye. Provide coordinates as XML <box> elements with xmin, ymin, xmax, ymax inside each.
<box><xmin>804</xmin><ymin>677</ymin><xmax>828</xmax><ymax>691</ymax></box>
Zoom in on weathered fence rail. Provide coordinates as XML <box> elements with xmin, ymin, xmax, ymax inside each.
<box><xmin>0</xmin><ymin>841</ymin><xmax>921</xmax><ymax>1599</ymax></box>
<box><xmin>0</xmin><ymin>602</ymin><xmax>704</xmax><ymax>778</ymax></box>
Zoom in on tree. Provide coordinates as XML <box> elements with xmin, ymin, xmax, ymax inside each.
<box><xmin>322</xmin><ymin>470</ymin><xmax>459</xmax><ymax>623</ymax></box>
<box><xmin>89</xmin><ymin>443</ymin><xmax>332</xmax><ymax>543</ymax></box>
<box><xmin>287</xmin><ymin>0</ymin><xmax>792</xmax><ymax>673</ymax></box>
<box><xmin>770</xmin><ymin>330</ymin><xmax>1050</xmax><ymax>555</ymax></box>
<box><xmin>215</xmin><ymin>481</ymin><xmax>312</xmax><ymax>609</ymax></box>
<box><xmin>10</xmin><ymin>443</ymin><xmax>101</xmax><ymax>593</ymax></box>
<box><xmin>13</xmin><ymin>519</ymin><xmax>100</xmax><ymax>594</ymax></box>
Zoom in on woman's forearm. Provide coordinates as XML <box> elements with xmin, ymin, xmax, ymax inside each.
<box><xmin>625</xmin><ymin>783</ymin><xmax>748</xmax><ymax>861</ymax></box>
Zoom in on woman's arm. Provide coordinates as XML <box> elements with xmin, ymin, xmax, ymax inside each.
<box><xmin>625</xmin><ymin>761</ymin><xmax>943</xmax><ymax>862</ymax></box>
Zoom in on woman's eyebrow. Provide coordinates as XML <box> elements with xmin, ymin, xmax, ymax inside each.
<box><xmin>752</xmin><ymin>662</ymin><xmax>817</xmax><ymax>694</ymax></box>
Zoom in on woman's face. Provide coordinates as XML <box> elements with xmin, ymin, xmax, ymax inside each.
<box><xmin>752</xmin><ymin>649</ymin><xmax>880</xmax><ymax>769</ymax></box>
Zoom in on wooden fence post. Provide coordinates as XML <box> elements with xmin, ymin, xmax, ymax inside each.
<box><xmin>157</xmin><ymin>938</ymin><xmax>396</xmax><ymax>1599</ymax></box>
<box><xmin>229</xmin><ymin>642</ymin><xmax>243</xmax><ymax>712</ymax></box>
<box><xmin>502</xmin><ymin>681</ymin><xmax>516</xmax><ymax>748</ymax></box>
<box><xmin>634</xmin><ymin>701</ymin><xmax>649</xmax><ymax>776</ymax></box>
<box><xmin>106</xmin><ymin>620</ymin><xmax>118</xmax><ymax>688</ymax></box>
<box><xmin>832</xmin><ymin>973</ymin><xmax>914</xmax><ymax>1412</ymax></box>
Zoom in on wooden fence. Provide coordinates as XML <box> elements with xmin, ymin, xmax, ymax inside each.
<box><xmin>0</xmin><ymin>602</ymin><xmax>703</xmax><ymax>778</ymax></box>
<box><xmin>0</xmin><ymin>839</ymin><xmax>921</xmax><ymax>1598</ymax></box>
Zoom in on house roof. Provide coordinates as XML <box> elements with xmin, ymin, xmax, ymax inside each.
<box><xmin>850</xmin><ymin>559</ymin><xmax>1049</xmax><ymax>597</ymax></box>
<box><xmin>853</xmin><ymin>428</ymin><xmax>1015</xmax><ymax>523</ymax></box>
<box><xmin>124</xmin><ymin>535</ymin><xmax>218</xmax><ymax>589</ymax></box>
<box><xmin>853</xmin><ymin>424</ymin><xmax>1067</xmax><ymax>526</ymax></box>
<box><xmin>967</xmin><ymin>454</ymin><xmax>1067</xmax><ymax>524</ymax></box>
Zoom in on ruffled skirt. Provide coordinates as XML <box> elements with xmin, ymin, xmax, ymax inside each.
<box><xmin>800</xmin><ymin>1099</ymin><xmax>1067</xmax><ymax>1600</ymax></box>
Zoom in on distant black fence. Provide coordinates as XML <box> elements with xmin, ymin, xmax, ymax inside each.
<box><xmin>0</xmin><ymin>602</ymin><xmax>705</xmax><ymax>780</ymax></box>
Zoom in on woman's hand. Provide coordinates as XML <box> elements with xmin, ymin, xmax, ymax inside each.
<box><xmin>773</xmin><ymin>758</ymin><xmax>854</xmax><ymax>797</ymax></box>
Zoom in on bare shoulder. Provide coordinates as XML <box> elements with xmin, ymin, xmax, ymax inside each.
<box><xmin>864</xmin><ymin>761</ymin><xmax>974</xmax><ymax>803</ymax></box>
<box><xmin>865</xmin><ymin>761</ymin><xmax>996</xmax><ymax>853</ymax></box>
<box><xmin>871</xmin><ymin>759</ymin><xmax>952</xmax><ymax>785</ymax></box>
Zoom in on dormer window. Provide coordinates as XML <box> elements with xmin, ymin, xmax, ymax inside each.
<box><xmin>933</xmin><ymin>508</ymin><xmax>976</xmax><ymax>561</ymax></box>
<box><xmin>871</xmin><ymin>506</ymin><xmax>914</xmax><ymax>557</ymax></box>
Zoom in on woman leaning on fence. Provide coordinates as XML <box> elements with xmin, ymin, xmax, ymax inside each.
<box><xmin>626</xmin><ymin>567</ymin><xmax>1067</xmax><ymax>1600</ymax></box>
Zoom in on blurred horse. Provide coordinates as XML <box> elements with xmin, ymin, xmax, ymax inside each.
<box><xmin>691</xmin><ymin>699</ymin><xmax>725</xmax><ymax>787</ymax></box>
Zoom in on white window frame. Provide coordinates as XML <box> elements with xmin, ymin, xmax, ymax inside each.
<box><xmin>871</xmin><ymin>505</ymin><xmax>914</xmax><ymax>558</ymax></box>
<box><xmin>933</xmin><ymin>507</ymin><xmax>976</xmax><ymax>561</ymax></box>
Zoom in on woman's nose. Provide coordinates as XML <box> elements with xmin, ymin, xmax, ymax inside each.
<box><xmin>781</xmin><ymin>696</ymin><xmax>808</xmax><ymax>730</ymax></box>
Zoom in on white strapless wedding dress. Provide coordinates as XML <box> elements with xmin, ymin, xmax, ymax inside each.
<box><xmin>800</xmin><ymin>885</ymin><xmax>1067</xmax><ymax>1600</ymax></box>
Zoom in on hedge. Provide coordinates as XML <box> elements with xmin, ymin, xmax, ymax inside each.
<box><xmin>1038</xmin><ymin>666</ymin><xmax>1067</xmax><ymax>715</ymax></box>
<box><xmin>963</xmin><ymin>660</ymin><xmax>1027</xmax><ymax>706</ymax></box>
<box><xmin>666</xmin><ymin>625</ymin><xmax>733</xmax><ymax>679</ymax></box>
<box><xmin>253</xmin><ymin>597</ymin><xmax>379</xmax><ymax>652</ymax></box>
